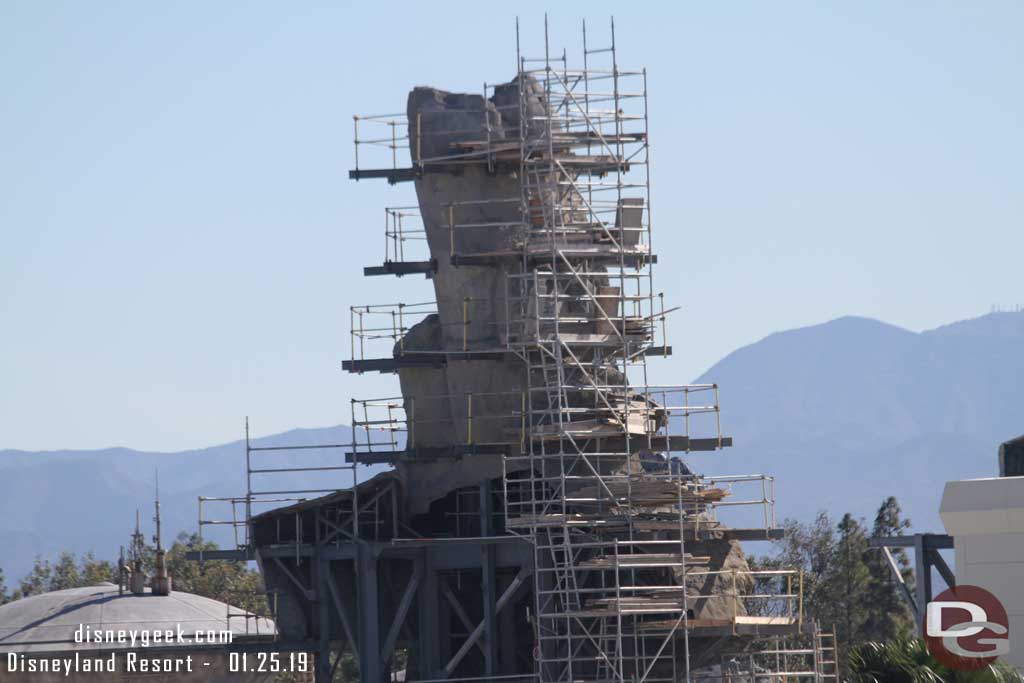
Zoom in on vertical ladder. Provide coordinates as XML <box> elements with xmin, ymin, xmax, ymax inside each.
<box><xmin>814</xmin><ymin>627</ymin><xmax>839</xmax><ymax>680</ymax></box>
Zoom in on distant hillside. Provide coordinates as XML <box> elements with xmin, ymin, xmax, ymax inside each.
<box><xmin>2</xmin><ymin>312</ymin><xmax>1020</xmax><ymax>580</ymax></box>
<box><xmin>687</xmin><ymin>312</ymin><xmax>1024</xmax><ymax>533</ymax></box>
<box><xmin>0</xmin><ymin>426</ymin><xmax>389</xmax><ymax>580</ymax></box>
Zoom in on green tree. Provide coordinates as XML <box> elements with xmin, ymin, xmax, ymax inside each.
<box><xmin>165</xmin><ymin>532</ymin><xmax>270</xmax><ymax>616</ymax></box>
<box><xmin>755</xmin><ymin>502</ymin><xmax>968</xmax><ymax>675</ymax></box>
<box><xmin>821</xmin><ymin>513</ymin><xmax>871</xmax><ymax>671</ymax></box>
<box><xmin>3</xmin><ymin>533</ymin><xmax>265</xmax><ymax>611</ymax></box>
<box><xmin>17</xmin><ymin>556</ymin><xmax>53</xmax><ymax>598</ymax></box>
<box><xmin>6</xmin><ymin>551</ymin><xmax>117</xmax><ymax>601</ymax></box>
<box><xmin>850</xmin><ymin>636</ymin><xmax>1022</xmax><ymax>682</ymax></box>
<box><xmin>50</xmin><ymin>551</ymin><xmax>83</xmax><ymax>591</ymax></box>
<box><xmin>864</xmin><ymin>496</ymin><xmax>915</xmax><ymax>641</ymax></box>
<box><xmin>81</xmin><ymin>552</ymin><xmax>117</xmax><ymax>586</ymax></box>
<box><xmin>0</xmin><ymin>567</ymin><xmax>8</xmax><ymax>605</ymax></box>
<box><xmin>753</xmin><ymin>511</ymin><xmax>839</xmax><ymax>628</ymax></box>
<box><xmin>337</xmin><ymin>651</ymin><xmax>359</xmax><ymax>682</ymax></box>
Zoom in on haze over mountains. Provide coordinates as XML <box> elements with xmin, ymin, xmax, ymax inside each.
<box><xmin>0</xmin><ymin>426</ymin><xmax>388</xmax><ymax>580</ymax></box>
<box><xmin>2</xmin><ymin>311</ymin><xmax>1020</xmax><ymax>580</ymax></box>
<box><xmin>687</xmin><ymin>311</ymin><xmax>1022</xmax><ymax>532</ymax></box>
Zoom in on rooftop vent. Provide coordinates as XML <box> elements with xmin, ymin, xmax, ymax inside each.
<box><xmin>999</xmin><ymin>435</ymin><xmax>1024</xmax><ymax>477</ymax></box>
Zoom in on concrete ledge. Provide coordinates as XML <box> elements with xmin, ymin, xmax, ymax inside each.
<box><xmin>940</xmin><ymin>476</ymin><xmax>1024</xmax><ymax>535</ymax></box>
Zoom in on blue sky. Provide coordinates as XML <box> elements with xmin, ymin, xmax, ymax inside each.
<box><xmin>1</xmin><ymin>2</ymin><xmax>1021</xmax><ymax>451</ymax></box>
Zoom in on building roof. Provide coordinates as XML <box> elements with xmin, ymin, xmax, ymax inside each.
<box><xmin>251</xmin><ymin>469</ymin><xmax>397</xmax><ymax>521</ymax></box>
<box><xmin>940</xmin><ymin>476</ymin><xmax>1024</xmax><ymax>536</ymax></box>
<box><xmin>1002</xmin><ymin>434</ymin><xmax>1024</xmax><ymax>448</ymax></box>
<box><xmin>0</xmin><ymin>583</ymin><xmax>275</xmax><ymax>654</ymax></box>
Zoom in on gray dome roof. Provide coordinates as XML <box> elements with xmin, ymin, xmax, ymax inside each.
<box><xmin>0</xmin><ymin>583</ymin><xmax>275</xmax><ymax>654</ymax></box>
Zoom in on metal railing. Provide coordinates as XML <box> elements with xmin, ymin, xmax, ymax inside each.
<box><xmin>349</xmin><ymin>300</ymin><xmax>513</xmax><ymax>359</ymax></box>
<box><xmin>352</xmin><ymin>112</ymin><xmax>408</xmax><ymax>171</ymax></box>
<box><xmin>195</xmin><ymin>419</ymin><xmax>357</xmax><ymax>555</ymax></box>
<box><xmin>349</xmin><ymin>391</ymin><xmax>525</xmax><ymax>455</ymax></box>
<box><xmin>382</xmin><ymin>206</ymin><xmax>427</xmax><ymax>264</ymax></box>
<box><xmin>696</xmin><ymin>474</ymin><xmax>777</xmax><ymax>532</ymax></box>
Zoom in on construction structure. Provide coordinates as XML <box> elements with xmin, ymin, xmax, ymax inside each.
<box><xmin>194</xmin><ymin>19</ymin><xmax>837</xmax><ymax>683</ymax></box>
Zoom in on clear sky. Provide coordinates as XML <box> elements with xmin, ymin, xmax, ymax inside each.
<box><xmin>1</xmin><ymin>2</ymin><xmax>1021</xmax><ymax>452</ymax></box>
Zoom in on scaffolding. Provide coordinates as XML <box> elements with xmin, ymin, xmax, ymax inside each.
<box><xmin>344</xmin><ymin>17</ymin><xmax>834</xmax><ymax>683</ymax></box>
<box><xmin>197</xmin><ymin>417</ymin><xmax>358</xmax><ymax>553</ymax></box>
<box><xmin>502</xmin><ymin>20</ymin><xmax>692</xmax><ymax>683</ymax></box>
<box><xmin>191</xmin><ymin>17</ymin><xmax>840</xmax><ymax>683</ymax></box>
<box><xmin>696</xmin><ymin>627</ymin><xmax>839</xmax><ymax>682</ymax></box>
<box><xmin>348</xmin><ymin>16</ymin><xmax>830</xmax><ymax>683</ymax></box>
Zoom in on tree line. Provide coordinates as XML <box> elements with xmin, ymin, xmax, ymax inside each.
<box><xmin>0</xmin><ymin>531</ymin><xmax>266</xmax><ymax>615</ymax></box>
<box><xmin>752</xmin><ymin>495</ymin><xmax>916</xmax><ymax>655</ymax></box>
<box><xmin>3</xmin><ymin>504</ymin><xmax>1019</xmax><ymax>681</ymax></box>
<box><xmin>754</xmin><ymin>496</ymin><xmax>1019</xmax><ymax>681</ymax></box>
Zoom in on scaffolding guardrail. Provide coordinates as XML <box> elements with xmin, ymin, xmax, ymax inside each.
<box><xmin>348</xmin><ymin>383</ymin><xmax>723</xmax><ymax>459</ymax></box>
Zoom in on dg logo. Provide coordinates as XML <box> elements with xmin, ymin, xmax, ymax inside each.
<box><xmin>924</xmin><ymin>585</ymin><xmax>1010</xmax><ymax>670</ymax></box>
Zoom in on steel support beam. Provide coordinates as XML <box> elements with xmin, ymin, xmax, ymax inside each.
<box><xmin>914</xmin><ymin>534</ymin><xmax>933</xmax><ymax>636</ymax></box>
<box><xmin>438</xmin><ymin>577</ymin><xmax>452</xmax><ymax>668</ymax></box>
<box><xmin>273</xmin><ymin>557</ymin><xmax>315</xmax><ymax>601</ymax></box>
<box><xmin>870</xmin><ymin>533</ymin><xmax>953</xmax><ymax>550</ymax></box>
<box><xmin>326</xmin><ymin>570</ymin><xmax>359</xmax><ymax>668</ymax></box>
<box><xmin>928</xmin><ymin>548</ymin><xmax>956</xmax><ymax>589</ymax></box>
<box><xmin>364</xmin><ymin>259</ymin><xmax>437</xmax><ymax>277</ymax></box>
<box><xmin>442</xmin><ymin>564</ymin><xmax>533</xmax><ymax>676</ymax></box>
<box><xmin>872</xmin><ymin>534</ymin><xmax>956</xmax><ymax>636</ymax></box>
<box><xmin>346</xmin><ymin>436</ymin><xmax>732</xmax><ymax>464</ymax></box>
<box><xmin>315</xmin><ymin>556</ymin><xmax>331</xmax><ymax>683</ymax></box>
<box><xmin>480</xmin><ymin>480</ymin><xmax>498</xmax><ymax>675</ymax></box>
<box><xmin>881</xmin><ymin>546</ymin><xmax>918</xmax><ymax>620</ymax></box>
<box><xmin>357</xmin><ymin>546</ymin><xmax>384</xmax><ymax>683</ymax></box>
<box><xmin>417</xmin><ymin>551</ymin><xmax>441</xmax><ymax>679</ymax></box>
<box><xmin>382</xmin><ymin>560</ymin><xmax>424</xmax><ymax>663</ymax></box>
<box><xmin>440</xmin><ymin>578</ymin><xmax>486</xmax><ymax>658</ymax></box>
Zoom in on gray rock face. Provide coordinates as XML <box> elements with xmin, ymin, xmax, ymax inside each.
<box><xmin>396</xmin><ymin>78</ymin><xmax>678</xmax><ymax>504</ymax></box>
<box><xmin>397</xmin><ymin>81</ymin><xmax>533</xmax><ymax>511</ymax></box>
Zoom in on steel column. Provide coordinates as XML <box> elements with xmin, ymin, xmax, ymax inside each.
<box><xmin>417</xmin><ymin>552</ymin><xmax>441</xmax><ymax>678</ymax></box>
<box><xmin>480</xmin><ymin>480</ymin><xmax>499</xmax><ymax>674</ymax></box>
<box><xmin>358</xmin><ymin>546</ymin><xmax>384</xmax><ymax>683</ymax></box>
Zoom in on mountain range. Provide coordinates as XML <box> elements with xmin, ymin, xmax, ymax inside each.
<box><xmin>689</xmin><ymin>311</ymin><xmax>1023</xmax><ymax>534</ymax></box>
<box><xmin>2</xmin><ymin>311</ymin><xmax>1021</xmax><ymax>580</ymax></box>
<box><xmin>0</xmin><ymin>426</ymin><xmax>389</xmax><ymax>580</ymax></box>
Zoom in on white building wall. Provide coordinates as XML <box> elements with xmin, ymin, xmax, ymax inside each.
<box><xmin>941</xmin><ymin>476</ymin><xmax>1024</xmax><ymax>671</ymax></box>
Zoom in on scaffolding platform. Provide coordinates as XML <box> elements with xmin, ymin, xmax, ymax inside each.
<box><xmin>342</xmin><ymin>351</ymin><xmax>509</xmax><ymax>373</ymax></box>
<box><xmin>345</xmin><ymin>347</ymin><xmax>675</xmax><ymax>375</ymax></box>
<box><xmin>346</xmin><ymin>434</ymin><xmax>733</xmax><ymax>465</ymax></box>
<box><xmin>345</xmin><ymin>443</ymin><xmax>511</xmax><ymax>464</ymax></box>
<box><xmin>348</xmin><ymin>166</ymin><xmax>417</xmax><ymax>183</ymax></box>
<box><xmin>363</xmin><ymin>259</ymin><xmax>436</xmax><ymax>277</ymax></box>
